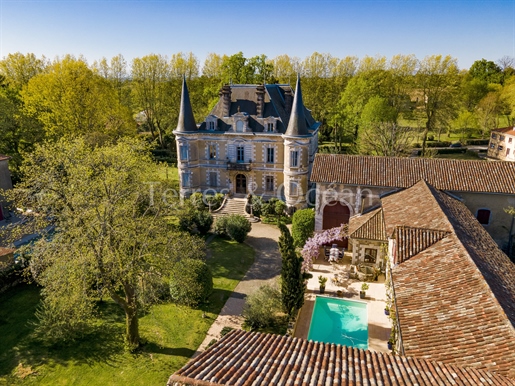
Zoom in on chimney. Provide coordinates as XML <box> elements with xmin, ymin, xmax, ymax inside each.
<box><xmin>256</xmin><ymin>85</ymin><xmax>265</xmax><ymax>118</ymax></box>
<box><xmin>284</xmin><ymin>88</ymin><xmax>293</xmax><ymax>118</ymax></box>
<box><xmin>221</xmin><ymin>85</ymin><xmax>232</xmax><ymax>117</ymax></box>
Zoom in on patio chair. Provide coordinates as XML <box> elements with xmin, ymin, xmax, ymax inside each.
<box><xmin>324</xmin><ymin>246</ymin><xmax>331</xmax><ymax>260</ymax></box>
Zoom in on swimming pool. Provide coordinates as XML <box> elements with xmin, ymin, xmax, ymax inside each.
<box><xmin>307</xmin><ymin>296</ymin><xmax>368</xmax><ymax>349</ymax></box>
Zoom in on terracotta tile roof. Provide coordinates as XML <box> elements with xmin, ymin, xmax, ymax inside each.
<box><xmin>492</xmin><ymin>126</ymin><xmax>515</xmax><ymax>134</ymax></box>
<box><xmin>0</xmin><ymin>247</ymin><xmax>15</xmax><ymax>256</ymax></box>
<box><xmin>381</xmin><ymin>180</ymin><xmax>454</xmax><ymax>237</ymax></box>
<box><xmin>393</xmin><ymin>226</ymin><xmax>450</xmax><ymax>263</ymax></box>
<box><xmin>349</xmin><ymin>208</ymin><xmax>387</xmax><ymax>241</ymax></box>
<box><xmin>169</xmin><ymin>330</ymin><xmax>515</xmax><ymax>385</ymax></box>
<box><xmin>310</xmin><ymin>154</ymin><xmax>515</xmax><ymax>194</ymax></box>
<box><xmin>383</xmin><ymin>181</ymin><xmax>515</xmax><ymax>377</ymax></box>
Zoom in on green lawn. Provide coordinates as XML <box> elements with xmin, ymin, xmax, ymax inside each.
<box><xmin>157</xmin><ymin>164</ymin><xmax>179</xmax><ymax>189</ymax></box>
<box><xmin>0</xmin><ymin>236</ymin><xmax>254</xmax><ymax>386</ymax></box>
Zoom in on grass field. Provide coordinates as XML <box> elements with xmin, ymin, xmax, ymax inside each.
<box><xmin>0</xmin><ymin>236</ymin><xmax>254</xmax><ymax>386</ymax></box>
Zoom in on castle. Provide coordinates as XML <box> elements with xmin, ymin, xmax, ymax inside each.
<box><xmin>173</xmin><ymin>76</ymin><xmax>320</xmax><ymax>209</ymax></box>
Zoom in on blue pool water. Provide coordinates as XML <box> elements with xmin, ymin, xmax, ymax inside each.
<box><xmin>307</xmin><ymin>296</ymin><xmax>368</xmax><ymax>349</ymax></box>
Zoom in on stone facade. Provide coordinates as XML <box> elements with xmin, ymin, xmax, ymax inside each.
<box><xmin>487</xmin><ymin>126</ymin><xmax>515</xmax><ymax>161</ymax></box>
<box><xmin>173</xmin><ymin>76</ymin><xmax>320</xmax><ymax>209</ymax></box>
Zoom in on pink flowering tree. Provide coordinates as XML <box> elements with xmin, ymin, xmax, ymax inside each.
<box><xmin>300</xmin><ymin>224</ymin><xmax>348</xmax><ymax>272</ymax></box>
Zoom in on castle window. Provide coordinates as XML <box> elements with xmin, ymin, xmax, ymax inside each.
<box><xmin>490</xmin><ymin>143</ymin><xmax>495</xmax><ymax>149</ymax></box>
<box><xmin>209</xmin><ymin>172</ymin><xmax>217</xmax><ymax>187</ymax></box>
<box><xmin>209</xmin><ymin>121</ymin><xmax>215</xmax><ymax>130</ymax></box>
<box><xmin>498</xmin><ymin>145</ymin><xmax>504</xmax><ymax>151</ymax></box>
<box><xmin>266</xmin><ymin>147</ymin><xmax>275</xmax><ymax>163</ymax></box>
<box><xmin>179</xmin><ymin>145</ymin><xmax>188</xmax><ymax>161</ymax></box>
<box><xmin>237</xmin><ymin>146</ymin><xmax>245</xmax><ymax>162</ymax></box>
<box><xmin>507</xmin><ymin>148</ymin><xmax>511</xmax><ymax>156</ymax></box>
<box><xmin>236</xmin><ymin>120</ymin><xmax>244</xmax><ymax>132</ymax></box>
<box><xmin>265</xmin><ymin>176</ymin><xmax>274</xmax><ymax>191</ymax></box>
<box><xmin>290</xmin><ymin>181</ymin><xmax>298</xmax><ymax>196</ymax></box>
<box><xmin>491</xmin><ymin>133</ymin><xmax>497</xmax><ymax>139</ymax></box>
<box><xmin>181</xmin><ymin>172</ymin><xmax>190</xmax><ymax>188</ymax></box>
<box><xmin>476</xmin><ymin>209</ymin><xmax>491</xmax><ymax>225</ymax></box>
<box><xmin>266</xmin><ymin>123</ymin><xmax>274</xmax><ymax>132</ymax></box>
<box><xmin>500</xmin><ymin>135</ymin><xmax>505</xmax><ymax>141</ymax></box>
<box><xmin>290</xmin><ymin>150</ymin><xmax>299</xmax><ymax>167</ymax></box>
<box><xmin>208</xmin><ymin>144</ymin><xmax>217</xmax><ymax>159</ymax></box>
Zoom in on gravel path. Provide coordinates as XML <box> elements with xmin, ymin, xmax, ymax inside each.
<box><xmin>195</xmin><ymin>222</ymin><xmax>282</xmax><ymax>354</ymax></box>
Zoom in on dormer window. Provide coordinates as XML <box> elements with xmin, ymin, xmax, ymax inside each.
<box><xmin>264</xmin><ymin>118</ymin><xmax>276</xmax><ymax>133</ymax></box>
<box><xmin>206</xmin><ymin>115</ymin><xmax>218</xmax><ymax>131</ymax></box>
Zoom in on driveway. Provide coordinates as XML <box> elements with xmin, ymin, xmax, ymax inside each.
<box><xmin>195</xmin><ymin>222</ymin><xmax>282</xmax><ymax>353</ymax></box>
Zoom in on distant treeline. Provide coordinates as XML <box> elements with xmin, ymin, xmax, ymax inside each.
<box><xmin>1</xmin><ymin>51</ymin><xmax>514</xmax><ymax>179</ymax></box>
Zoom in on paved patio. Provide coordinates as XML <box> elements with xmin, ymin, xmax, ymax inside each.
<box><xmin>294</xmin><ymin>250</ymin><xmax>392</xmax><ymax>353</ymax></box>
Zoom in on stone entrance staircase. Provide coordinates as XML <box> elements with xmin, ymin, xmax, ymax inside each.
<box><xmin>211</xmin><ymin>197</ymin><xmax>247</xmax><ymax>219</ymax></box>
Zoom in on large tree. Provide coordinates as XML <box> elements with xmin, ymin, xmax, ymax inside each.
<box><xmin>22</xmin><ymin>55</ymin><xmax>135</xmax><ymax>142</ymax></box>
<box><xmin>416</xmin><ymin>55</ymin><xmax>460</xmax><ymax>154</ymax></box>
<box><xmin>131</xmin><ymin>54</ymin><xmax>177</xmax><ymax>148</ymax></box>
<box><xmin>358</xmin><ymin>96</ymin><xmax>414</xmax><ymax>156</ymax></box>
<box><xmin>6</xmin><ymin>137</ymin><xmax>205</xmax><ymax>349</ymax></box>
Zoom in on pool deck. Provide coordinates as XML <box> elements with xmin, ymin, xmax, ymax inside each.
<box><xmin>294</xmin><ymin>252</ymin><xmax>391</xmax><ymax>353</ymax></box>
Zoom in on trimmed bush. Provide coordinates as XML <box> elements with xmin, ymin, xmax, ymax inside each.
<box><xmin>169</xmin><ymin>258</ymin><xmax>213</xmax><ymax>307</ymax></box>
<box><xmin>243</xmin><ymin>285</ymin><xmax>284</xmax><ymax>329</ymax></box>
<box><xmin>291</xmin><ymin>209</ymin><xmax>315</xmax><ymax>248</ymax></box>
<box><xmin>178</xmin><ymin>202</ymin><xmax>214</xmax><ymax>235</ymax></box>
<box><xmin>190</xmin><ymin>192</ymin><xmax>205</xmax><ymax>211</ymax></box>
<box><xmin>193</xmin><ymin>210</ymin><xmax>214</xmax><ymax>235</ymax></box>
<box><xmin>214</xmin><ymin>214</ymin><xmax>252</xmax><ymax>243</ymax></box>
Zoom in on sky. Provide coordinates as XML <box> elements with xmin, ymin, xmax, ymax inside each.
<box><xmin>0</xmin><ymin>0</ymin><xmax>514</xmax><ymax>71</ymax></box>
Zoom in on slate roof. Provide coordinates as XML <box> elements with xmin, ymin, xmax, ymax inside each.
<box><xmin>176</xmin><ymin>76</ymin><xmax>198</xmax><ymax>132</ymax></box>
<box><xmin>310</xmin><ymin>154</ymin><xmax>515</xmax><ymax>194</ymax></box>
<box><xmin>348</xmin><ymin>208</ymin><xmax>387</xmax><ymax>241</ymax></box>
<box><xmin>284</xmin><ymin>74</ymin><xmax>310</xmax><ymax>136</ymax></box>
<box><xmin>383</xmin><ymin>181</ymin><xmax>515</xmax><ymax>377</ymax></box>
<box><xmin>169</xmin><ymin>330</ymin><xmax>515</xmax><ymax>386</ymax></box>
<box><xmin>201</xmin><ymin>83</ymin><xmax>318</xmax><ymax>134</ymax></box>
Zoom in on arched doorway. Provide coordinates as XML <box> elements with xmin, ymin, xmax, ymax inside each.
<box><xmin>323</xmin><ymin>201</ymin><xmax>350</xmax><ymax>248</ymax></box>
<box><xmin>235</xmin><ymin>174</ymin><xmax>247</xmax><ymax>194</ymax></box>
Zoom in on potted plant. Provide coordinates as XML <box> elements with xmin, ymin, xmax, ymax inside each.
<box><xmin>384</xmin><ymin>305</ymin><xmax>390</xmax><ymax>316</ymax></box>
<box><xmin>336</xmin><ymin>290</ymin><xmax>343</xmax><ymax>297</ymax></box>
<box><xmin>360</xmin><ymin>282</ymin><xmax>369</xmax><ymax>299</ymax></box>
<box><xmin>318</xmin><ymin>275</ymin><xmax>327</xmax><ymax>294</ymax></box>
<box><xmin>387</xmin><ymin>339</ymin><xmax>393</xmax><ymax>350</ymax></box>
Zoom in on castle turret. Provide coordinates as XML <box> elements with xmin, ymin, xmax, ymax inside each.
<box><xmin>283</xmin><ymin>75</ymin><xmax>311</xmax><ymax>209</ymax></box>
<box><xmin>176</xmin><ymin>76</ymin><xmax>197</xmax><ymax>132</ymax></box>
<box><xmin>285</xmin><ymin>74</ymin><xmax>309</xmax><ymax>136</ymax></box>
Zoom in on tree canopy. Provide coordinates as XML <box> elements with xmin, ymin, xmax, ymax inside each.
<box><xmin>5</xmin><ymin>137</ymin><xmax>205</xmax><ymax>348</ymax></box>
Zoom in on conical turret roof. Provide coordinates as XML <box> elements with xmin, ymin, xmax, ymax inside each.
<box><xmin>176</xmin><ymin>76</ymin><xmax>197</xmax><ymax>132</ymax></box>
<box><xmin>285</xmin><ymin>74</ymin><xmax>309</xmax><ymax>136</ymax></box>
